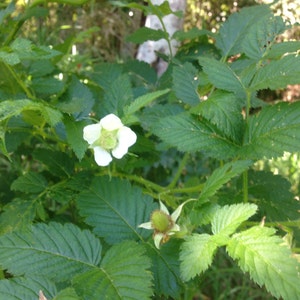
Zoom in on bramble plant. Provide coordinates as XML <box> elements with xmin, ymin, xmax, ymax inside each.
<box><xmin>0</xmin><ymin>1</ymin><xmax>300</xmax><ymax>299</ymax></box>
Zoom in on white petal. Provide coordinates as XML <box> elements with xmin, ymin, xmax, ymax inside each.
<box><xmin>112</xmin><ymin>127</ymin><xmax>137</xmax><ymax>159</ymax></box>
<box><xmin>138</xmin><ymin>222</ymin><xmax>153</xmax><ymax>230</ymax></box>
<box><xmin>100</xmin><ymin>114</ymin><xmax>123</xmax><ymax>131</ymax></box>
<box><xmin>83</xmin><ymin>123</ymin><xmax>102</xmax><ymax>144</ymax></box>
<box><xmin>159</xmin><ymin>201</ymin><xmax>170</xmax><ymax>215</ymax></box>
<box><xmin>111</xmin><ymin>144</ymin><xmax>128</xmax><ymax>159</ymax></box>
<box><xmin>118</xmin><ymin>126</ymin><xmax>137</xmax><ymax>147</ymax></box>
<box><xmin>93</xmin><ymin>146</ymin><xmax>113</xmax><ymax>166</ymax></box>
<box><xmin>171</xmin><ymin>199</ymin><xmax>196</xmax><ymax>222</ymax></box>
<box><xmin>154</xmin><ymin>233</ymin><xmax>164</xmax><ymax>249</ymax></box>
<box><xmin>170</xmin><ymin>224</ymin><xmax>180</xmax><ymax>233</ymax></box>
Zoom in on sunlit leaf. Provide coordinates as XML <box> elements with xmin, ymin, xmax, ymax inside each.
<box><xmin>227</xmin><ymin>226</ymin><xmax>300</xmax><ymax>300</ymax></box>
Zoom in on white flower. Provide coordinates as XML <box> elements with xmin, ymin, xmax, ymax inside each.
<box><xmin>139</xmin><ymin>199</ymin><xmax>195</xmax><ymax>249</ymax></box>
<box><xmin>83</xmin><ymin>114</ymin><xmax>137</xmax><ymax>166</ymax></box>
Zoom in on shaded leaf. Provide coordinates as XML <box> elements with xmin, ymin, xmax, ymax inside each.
<box><xmin>146</xmin><ymin>240</ymin><xmax>183</xmax><ymax>299</ymax></box>
<box><xmin>57</xmin><ymin>77</ymin><xmax>94</xmax><ymax>120</ymax></box>
<box><xmin>241</xmin><ymin>15</ymin><xmax>285</xmax><ymax>59</ymax></box>
<box><xmin>11</xmin><ymin>172</ymin><xmax>47</xmax><ymax>194</ymax></box>
<box><xmin>153</xmin><ymin>113</ymin><xmax>240</xmax><ymax>159</ymax></box>
<box><xmin>33</xmin><ymin>149</ymin><xmax>74</xmax><ymax>177</ymax></box>
<box><xmin>126</xmin><ymin>27</ymin><xmax>168</xmax><ymax>44</ymax></box>
<box><xmin>73</xmin><ymin>241</ymin><xmax>153</xmax><ymax>300</ymax></box>
<box><xmin>0</xmin><ymin>223</ymin><xmax>102</xmax><ymax>282</ymax></box>
<box><xmin>250</xmin><ymin>55</ymin><xmax>300</xmax><ymax>90</ymax></box>
<box><xmin>246</xmin><ymin>170</ymin><xmax>300</xmax><ymax>221</ymax></box>
<box><xmin>0</xmin><ymin>99</ymin><xmax>62</xmax><ymax>126</ymax></box>
<box><xmin>0</xmin><ymin>199</ymin><xmax>38</xmax><ymax>234</ymax></box>
<box><xmin>0</xmin><ymin>277</ymin><xmax>57</xmax><ymax>300</ymax></box>
<box><xmin>198</xmin><ymin>57</ymin><xmax>245</xmax><ymax>96</ymax></box>
<box><xmin>64</xmin><ymin>116</ymin><xmax>88</xmax><ymax>160</ymax></box>
<box><xmin>191</xmin><ymin>91</ymin><xmax>244</xmax><ymax>142</ymax></box>
<box><xmin>215</xmin><ymin>5</ymin><xmax>271</xmax><ymax>57</ymax></box>
<box><xmin>76</xmin><ymin>176</ymin><xmax>157</xmax><ymax>244</ymax></box>
<box><xmin>241</xmin><ymin>101</ymin><xmax>300</xmax><ymax>159</ymax></box>
<box><xmin>172</xmin><ymin>63</ymin><xmax>201</xmax><ymax>105</ymax></box>
<box><xmin>124</xmin><ymin>89</ymin><xmax>170</xmax><ymax>116</ymax></box>
<box><xmin>198</xmin><ymin>160</ymin><xmax>253</xmax><ymax>204</ymax></box>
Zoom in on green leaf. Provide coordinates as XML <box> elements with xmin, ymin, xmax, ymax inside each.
<box><xmin>33</xmin><ymin>149</ymin><xmax>74</xmax><ymax>177</ymax></box>
<box><xmin>172</xmin><ymin>63</ymin><xmax>201</xmax><ymax>105</ymax></box>
<box><xmin>57</xmin><ymin>76</ymin><xmax>94</xmax><ymax>119</ymax></box>
<box><xmin>123</xmin><ymin>89</ymin><xmax>170</xmax><ymax>116</ymax></box>
<box><xmin>198</xmin><ymin>57</ymin><xmax>245</xmax><ymax>96</ymax></box>
<box><xmin>265</xmin><ymin>41</ymin><xmax>300</xmax><ymax>59</ymax></box>
<box><xmin>0</xmin><ymin>222</ymin><xmax>102</xmax><ymax>282</ymax></box>
<box><xmin>180</xmin><ymin>234</ymin><xmax>218</xmax><ymax>281</ymax></box>
<box><xmin>147</xmin><ymin>240</ymin><xmax>183</xmax><ymax>298</ymax></box>
<box><xmin>103</xmin><ymin>74</ymin><xmax>134</xmax><ymax>117</ymax></box>
<box><xmin>31</xmin><ymin>77</ymin><xmax>64</xmax><ymax>97</ymax></box>
<box><xmin>241</xmin><ymin>15</ymin><xmax>285</xmax><ymax>60</ymax></box>
<box><xmin>211</xmin><ymin>203</ymin><xmax>257</xmax><ymax>236</ymax></box>
<box><xmin>64</xmin><ymin>116</ymin><xmax>88</xmax><ymax>160</ymax></box>
<box><xmin>241</xmin><ymin>101</ymin><xmax>300</xmax><ymax>159</ymax></box>
<box><xmin>227</xmin><ymin>226</ymin><xmax>300</xmax><ymax>300</ymax></box>
<box><xmin>11</xmin><ymin>172</ymin><xmax>47</xmax><ymax>194</ymax></box>
<box><xmin>73</xmin><ymin>241</ymin><xmax>153</xmax><ymax>300</ymax></box>
<box><xmin>153</xmin><ymin>113</ymin><xmax>240</xmax><ymax>159</ymax></box>
<box><xmin>0</xmin><ymin>199</ymin><xmax>38</xmax><ymax>234</ymax></box>
<box><xmin>126</xmin><ymin>27</ymin><xmax>168</xmax><ymax>44</ymax></box>
<box><xmin>250</xmin><ymin>54</ymin><xmax>300</xmax><ymax>90</ymax></box>
<box><xmin>76</xmin><ymin>177</ymin><xmax>157</xmax><ymax>244</ymax></box>
<box><xmin>54</xmin><ymin>288</ymin><xmax>80</xmax><ymax>300</ymax></box>
<box><xmin>0</xmin><ymin>99</ymin><xmax>62</xmax><ymax>126</ymax></box>
<box><xmin>215</xmin><ymin>5</ymin><xmax>271</xmax><ymax>57</ymax></box>
<box><xmin>198</xmin><ymin>160</ymin><xmax>253</xmax><ymax>204</ymax></box>
<box><xmin>246</xmin><ymin>170</ymin><xmax>300</xmax><ymax>221</ymax></box>
<box><xmin>0</xmin><ymin>277</ymin><xmax>57</xmax><ymax>300</ymax></box>
<box><xmin>191</xmin><ymin>91</ymin><xmax>244</xmax><ymax>142</ymax></box>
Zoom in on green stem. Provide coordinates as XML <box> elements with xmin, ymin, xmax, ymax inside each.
<box><xmin>242</xmin><ymin>89</ymin><xmax>252</xmax><ymax>203</ymax></box>
<box><xmin>167</xmin><ymin>152</ymin><xmax>189</xmax><ymax>189</ymax></box>
<box><xmin>5</xmin><ymin>63</ymin><xmax>35</xmax><ymax>99</ymax></box>
<box><xmin>243</xmin><ymin>170</ymin><xmax>248</xmax><ymax>203</ymax></box>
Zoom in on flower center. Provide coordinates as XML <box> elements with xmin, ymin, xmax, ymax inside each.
<box><xmin>95</xmin><ymin>129</ymin><xmax>118</xmax><ymax>150</ymax></box>
<box><xmin>151</xmin><ymin>210</ymin><xmax>173</xmax><ymax>233</ymax></box>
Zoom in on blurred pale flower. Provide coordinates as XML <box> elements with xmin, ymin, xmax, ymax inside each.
<box><xmin>83</xmin><ymin>113</ymin><xmax>137</xmax><ymax>166</ymax></box>
<box><xmin>139</xmin><ymin>199</ymin><xmax>194</xmax><ymax>249</ymax></box>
